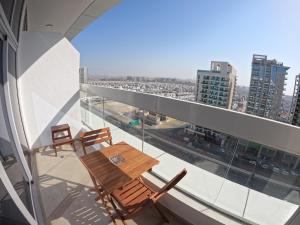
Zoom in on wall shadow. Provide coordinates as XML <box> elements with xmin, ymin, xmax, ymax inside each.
<box><xmin>31</xmin><ymin>90</ymin><xmax>80</xmax><ymax>149</ymax></box>
<box><xmin>18</xmin><ymin>31</ymin><xmax>64</xmax><ymax>78</ymax></box>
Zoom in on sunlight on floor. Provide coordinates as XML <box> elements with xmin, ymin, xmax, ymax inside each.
<box><xmin>33</xmin><ymin>141</ymin><xmax>187</xmax><ymax>225</ymax></box>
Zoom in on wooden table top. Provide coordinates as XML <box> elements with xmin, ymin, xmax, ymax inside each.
<box><xmin>80</xmin><ymin>141</ymin><xmax>159</xmax><ymax>193</ymax></box>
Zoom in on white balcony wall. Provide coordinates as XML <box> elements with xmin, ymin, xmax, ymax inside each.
<box><xmin>17</xmin><ymin>31</ymin><xmax>81</xmax><ymax>149</ymax></box>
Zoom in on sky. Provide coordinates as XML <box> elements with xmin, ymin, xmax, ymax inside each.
<box><xmin>72</xmin><ymin>0</ymin><xmax>300</xmax><ymax>95</ymax></box>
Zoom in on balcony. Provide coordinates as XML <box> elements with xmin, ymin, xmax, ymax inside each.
<box><xmin>2</xmin><ymin>1</ymin><xmax>300</xmax><ymax>225</ymax></box>
<box><xmin>33</xmin><ymin>143</ymin><xmax>186</xmax><ymax>225</ymax></box>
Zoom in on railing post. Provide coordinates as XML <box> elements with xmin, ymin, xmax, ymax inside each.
<box><xmin>102</xmin><ymin>97</ymin><xmax>106</xmax><ymax>127</ymax></box>
<box><xmin>142</xmin><ymin>109</ymin><xmax>145</xmax><ymax>152</ymax></box>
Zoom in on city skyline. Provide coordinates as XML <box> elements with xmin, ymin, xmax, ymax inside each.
<box><xmin>73</xmin><ymin>0</ymin><xmax>300</xmax><ymax>95</ymax></box>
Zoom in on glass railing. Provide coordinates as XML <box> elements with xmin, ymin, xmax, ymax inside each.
<box><xmin>80</xmin><ymin>84</ymin><xmax>300</xmax><ymax>225</ymax></box>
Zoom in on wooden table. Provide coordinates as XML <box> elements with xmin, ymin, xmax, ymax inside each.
<box><xmin>80</xmin><ymin>141</ymin><xmax>159</xmax><ymax>194</ymax></box>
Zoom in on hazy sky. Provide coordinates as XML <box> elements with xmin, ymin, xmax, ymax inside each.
<box><xmin>72</xmin><ymin>0</ymin><xmax>300</xmax><ymax>95</ymax></box>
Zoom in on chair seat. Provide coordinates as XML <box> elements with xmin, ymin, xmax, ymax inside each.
<box><xmin>112</xmin><ymin>178</ymin><xmax>155</xmax><ymax>214</ymax></box>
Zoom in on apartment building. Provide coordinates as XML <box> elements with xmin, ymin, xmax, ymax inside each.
<box><xmin>290</xmin><ymin>74</ymin><xmax>300</xmax><ymax>126</ymax></box>
<box><xmin>195</xmin><ymin>61</ymin><xmax>237</xmax><ymax>109</ymax></box>
<box><xmin>246</xmin><ymin>54</ymin><xmax>289</xmax><ymax>120</ymax></box>
<box><xmin>79</xmin><ymin>66</ymin><xmax>88</xmax><ymax>83</ymax></box>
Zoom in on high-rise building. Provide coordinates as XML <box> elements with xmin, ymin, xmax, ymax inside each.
<box><xmin>195</xmin><ymin>61</ymin><xmax>237</xmax><ymax>109</ymax></box>
<box><xmin>246</xmin><ymin>54</ymin><xmax>289</xmax><ymax>120</ymax></box>
<box><xmin>192</xmin><ymin>61</ymin><xmax>236</xmax><ymax>142</ymax></box>
<box><xmin>290</xmin><ymin>74</ymin><xmax>300</xmax><ymax>126</ymax></box>
<box><xmin>79</xmin><ymin>66</ymin><xmax>88</xmax><ymax>83</ymax></box>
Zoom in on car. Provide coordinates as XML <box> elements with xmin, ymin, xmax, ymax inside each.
<box><xmin>261</xmin><ymin>163</ymin><xmax>270</xmax><ymax>169</ymax></box>
<box><xmin>290</xmin><ymin>170</ymin><xmax>300</xmax><ymax>176</ymax></box>
<box><xmin>272</xmin><ymin>166</ymin><xmax>281</xmax><ymax>173</ymax></box>
<box><xmin>281</xmin><ymin>168</ymin><xmax>290</xmax><ymax>176</ymax></box>
<box><xmin>257</xmin><ymin>159</ymin><xmax>271</xmax><ymax>169</ymax></box>
<box><xmin>249</xmin><ymin>160</ymin><xmax>257</xmax><ymax>166</ymax></box>
<box><xmin>218</xmin><ymin>148</ymin><xmax>225</xmax><ymax>153</ymax></box>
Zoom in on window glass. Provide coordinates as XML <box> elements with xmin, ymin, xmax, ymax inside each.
<box><xmin>12</xmin><ymin>0</ymin><xmax>24</xmax><ymax>40</ymax></box>
<box><xmin>22</xmin><ymin>9</ymin><xmax>27</xmax><ymax>31</ymax></box>
<box><xmin>8</xmin><ymin>45</ymin><xmax>16</xmax><ymax>76</ymax></box>
<box><xmin>0</xmin><ymin>0</ymin><xmax>14</xmax><ymax>24</ymax></box>
<box><xmin>0</xmin><ymin>39</ymin><xmax>33</xmax><ymax>220</ymax></box>
<box><xmin>0</xmin><ymin>180</ymin><xmax>29</xmax><ymax>225</ymax></box>
<box><xmin>8</xmin><ymin>44</ymin><xmax>30</xmax><ymax>165</ymax></box>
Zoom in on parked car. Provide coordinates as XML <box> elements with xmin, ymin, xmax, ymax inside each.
<box><xmin>281</xmin><ymin>168</ymin><xmax>290</xmax><ymax>176</ymax></box>
<box><xmin>272</xmin><ymin>166</ymin><xmax>281</xmax><ymax>174</ymax></box>
<box><xmin>261</xmin><ymin>163</ymin><xmax>270</xmax><ymax>169</ymax></box>
<box><xmin>291</xmin><ymin>169</ymin><xmax>300</xmax><ymax>176</ymax></box>
<box><xmin>257</xmin><ymin>159</ymin><xmax>271</xmax><ymax>169</ymax></box>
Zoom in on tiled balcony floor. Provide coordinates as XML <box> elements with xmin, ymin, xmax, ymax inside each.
<box><xmin>32</xmin><ymin>141</ymin><xmax>189</xmax><ymax>225</ymax></box>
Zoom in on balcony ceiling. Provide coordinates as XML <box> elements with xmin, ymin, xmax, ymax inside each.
<box><xmin>27</xmin><ymin>0</ymin><xmax>119</xmax><ymax>40</ymax></box>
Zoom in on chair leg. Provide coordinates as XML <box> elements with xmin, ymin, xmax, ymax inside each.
<box><xmin>153</xmin><ymin>204</ymin><xmax>169</xmax><ymax>224</ymax></box>
<box><xmin>109</xmin><ymin>196</ymin><xmax>129</xmax><ymax>225</ymax></box>
<box><xmin>82</xmin><ymin>146</ymin><xmax>87</xmax><ymax>155</ymax></box>
<box><xmin>105</xmin><ymin>196</ymin><xmax>123</xmax><ymax>225</ymax></box>
<box><xmin>110</xmin><ymin>214</ymin><xmax>117</xmax><ymax>225</ymax></box>
<box><xmin>121</xmin><ymin>218</ymin><xmax>128</xmax><ymax>225</ymax></box>
<box><xmin>71</xmin><ymin>141</ymin><xmax>76</xmax><ymax>152</ymax></box>
<box><xmin>53</xmin><ymin>145</ymin><xmax>57</xmax><ymax>157</ymax></box>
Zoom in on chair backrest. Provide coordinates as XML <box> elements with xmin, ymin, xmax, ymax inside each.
<box><xmin>80</xmin><ymin>128</ymin><xmax>112</xmax><ymax>154</ymax></box>
<box><xmin>154</xmin><ymin>169</ymin><xmax>187</xmax><ymax>201</ymax></box>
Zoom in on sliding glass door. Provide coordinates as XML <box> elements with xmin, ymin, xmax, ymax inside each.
<box><xmin>0</xmin><ymin>1</ymin><xmax>37</xmax><ymax>224</ymax></box>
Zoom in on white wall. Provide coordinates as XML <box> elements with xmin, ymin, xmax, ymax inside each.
<box><xmin>17</xmin><ymin>31</ymin><xmax>82</xmax><ymax>149</ymax></box>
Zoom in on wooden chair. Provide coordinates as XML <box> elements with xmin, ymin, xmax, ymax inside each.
<box><xmin>80</xmin><ymin>128</ymin><xmax>113</xmax><ymax>210</ymax></box>
<box><xmin>109</xmin><ymin>169</ymin><xmax>187</xmax><ymax>225</ymax></box>
<box><xmin>51</xmin><ymin>124</ymin><xmax>75</xmax><ymax>156</ymax></box>
<box><xmin>80</xmin><ymin>127</ymin><xmax>112</xmax><ymax>155</ymax></box>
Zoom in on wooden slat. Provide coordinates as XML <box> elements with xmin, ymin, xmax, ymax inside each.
<box><xmin>80</xmin><ymin>127</ymin><xmax>110</xmax><ymax>137</ymax></box>
<box><xmin>82</xmin><ymin>137</ymin><xmax>112</xmax><ymax>147</ymax></box>
<box><xmin>111</xmin><ymin>178</ymin><xmax>155</xmax><ymax>214</ymax></box>
<box><xmin>80</xmin><ymin>128</ymin><xmax>112</xmax><ymax>150</ymax></box>
<box><xmin>53</xmin><ymin>139</ymin><xmax>73</xmax><ymax>145</ymax></box>
<box><xmin>118</xmin><ymin>184</ymin><xmax>144</xmax><ymax>201</ymax></box>
<box><xmin>53</xmin><ymin>135</ymin><xmax>70</xmax><ymax>140</ymax></box>
<box><xmin>81</xmin><ymin>132</ymin><xmax>111</xmax><ymax>142</ymax></box>
<box><xmin>51</xmin><ymin>124</ymin><xmax>70</xmax><ymax>132</ymax></box>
